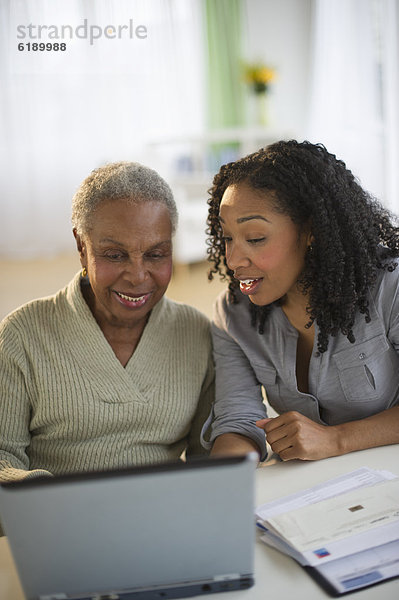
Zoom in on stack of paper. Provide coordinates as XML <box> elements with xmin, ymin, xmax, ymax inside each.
<box><xmin>256</xmin><ymin>468</ymin><xmax>399</xmax><ymax>595</ymax></box>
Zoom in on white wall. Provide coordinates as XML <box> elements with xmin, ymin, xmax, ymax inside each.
<box><xmin>243</xmin><ymin>0</ymin><xmax>313</xmax><ymax>139</ymax></box>
<box><xmin>243</xmin><ymin>0</ymin><xmax>398</xmax><ymax>214</ymax></box>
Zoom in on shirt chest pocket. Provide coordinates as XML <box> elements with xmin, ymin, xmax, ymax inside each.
<box><xmin>332</xmin><ymin>334</ymin><xmax>398</xmax><ymax>403</ymax></box>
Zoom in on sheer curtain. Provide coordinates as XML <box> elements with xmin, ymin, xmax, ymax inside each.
<box><xmin>203</xmin><ymin>0</ymin><xmax>244</xmax><ymax>128</ymax></box>
<box><xmin>0</xmin><ymin>0</ymin><xmax>204</xmax><ymax>258</ymax></box>
<box><xmin>306</xmin><ymin>0</ymin><xmax>399</xmax><ymax>214</ymax></box>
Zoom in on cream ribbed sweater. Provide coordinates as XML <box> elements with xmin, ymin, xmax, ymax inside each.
<box><xmin>0</xmin><ymin>273</ymin><xmax>214</xmax><ymax>482</ymax></box>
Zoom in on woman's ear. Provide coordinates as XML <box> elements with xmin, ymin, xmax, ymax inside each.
<box><xmin>73</xmin><ymin>228</ymin><xmax>85</xmax><ymax>262</ymax></box>
<box><xmin>305</xmin><ymin>220</ymin><xmax>315</xmax><ymax>248</ymax></box>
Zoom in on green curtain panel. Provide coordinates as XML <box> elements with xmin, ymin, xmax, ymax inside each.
<box><xmin>203</xmin><ymin>0</ymin><xmax>245</xmax><ymax>129</ymax></box>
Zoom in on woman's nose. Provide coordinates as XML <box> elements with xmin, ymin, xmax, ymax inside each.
<box><xmin>225</xmin><ymin>242</ymin><xmax>251</xmax><ymax>270</ymax></box>
<box><xmin>123</xmin><ymin>258</ymin><xmax>148</xmax><ymax>285</ymax></box>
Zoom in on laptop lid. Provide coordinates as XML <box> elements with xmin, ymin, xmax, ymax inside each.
<box><xmin>0</xmin><ymin>454</ymin><xmax>256</xmax><ymax>600</ymax></box>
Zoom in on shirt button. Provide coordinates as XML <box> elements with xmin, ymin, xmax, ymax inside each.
<box><xmin>359</xmin><ymin>352</ymin><xmax>366</xmax><ymax>360</ymax></box>
<box><xmin>314</xmin><ymin>351</ymin><xmax>320</xmax><ymax>357</ymax></box>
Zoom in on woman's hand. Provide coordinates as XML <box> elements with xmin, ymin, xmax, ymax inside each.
<box><xmin>256</xmin><ymin>411</ymin><xmax>340</xmax><ymax>461</ymax></box>
<box><xmin>257</xmin><ymin>406</ymin><xmax>399</xmax><ymax>461</ymax></box>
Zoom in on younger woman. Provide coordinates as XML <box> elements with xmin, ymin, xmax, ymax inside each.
<box><xmin>203</xmin><ymin>140</ymin><xmax>399</xmax><ymax>461</ymax></box>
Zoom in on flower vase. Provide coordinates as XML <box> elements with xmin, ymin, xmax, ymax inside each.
<box><xmin>255</xmin><ymin>92</ymin><xmax>269</xmax><ymax>127</ymax></box>
<box><xmin>247</xmin><ymin>92</ymin><xmax>269</xmax><ymax>127</ymax></box>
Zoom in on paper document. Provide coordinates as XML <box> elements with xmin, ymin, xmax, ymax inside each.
<box><xmin>265</xmin><ymin>478</ymin><xmax>399</xmax><ymax>552</ymax></box>
<box><xmin>256</xmin><ymin>467</ymin><xmax>396</xmax><ymax>522</ymax></box>
<box><xmin>311</xmin><ymin>540</ymin><xmax>399</xmax><ymax>595</ymax></box>
<box><xmin>262</xmin><ymin>521</ymin><xmax>399</xmax><ymax>566</ymax></box>
<box><xmin>256</xmin><ymin>467</ymin><xmax>399</xmax><ymax>595</ymax></box>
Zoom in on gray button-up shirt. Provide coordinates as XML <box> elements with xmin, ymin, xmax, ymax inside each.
<box><xmin>202</xmin><ymin>266</ymin><xmax>399</xmax><ymax>459</ymax></box>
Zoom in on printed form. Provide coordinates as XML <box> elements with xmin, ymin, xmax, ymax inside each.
<box><xmin>256</xmin><ymin>468</ymin><xmax>399</xmax><ymax>595</ymax></box>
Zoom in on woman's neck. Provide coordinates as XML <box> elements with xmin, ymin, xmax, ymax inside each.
<box><xmin>281</xmin><ymin>287</ymin><xmax>311</xmax><ymax>332</ymax></box>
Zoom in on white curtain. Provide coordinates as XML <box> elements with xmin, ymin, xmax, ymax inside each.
<box><xmin>0</xmin><ymin>0</ymin><xmax>204</xmax><ymax>258</ymax></box>
<box><xmin>306</xmin><ymin>0</ymin><xmax>399</xmax><ymax>214</ymax></box>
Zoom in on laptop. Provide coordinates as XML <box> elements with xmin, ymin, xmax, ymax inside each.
<box><xmin>0</xmin><ymin>454</ymin><xmax>257</xmax><ymax>600</ymax></box>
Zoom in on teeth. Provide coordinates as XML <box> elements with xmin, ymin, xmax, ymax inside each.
<box><xmin>239</xmin><ymin>278</ymin><xmax>261</xmax><ymax>291</ymax></box>
<box><xmin>240</xmin><ymin>279</ymin><xmax>257</xmax><ymax>285</ymax></box>
<box><xmin>117</xmin><ymin>292</ymin><xmax>145</xmax><ymax>302</ymax></box>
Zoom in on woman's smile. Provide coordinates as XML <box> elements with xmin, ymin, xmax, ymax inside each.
<box><xmin>113</xmin><ymin>289</ymin><xmax>153</xmax><ymax>309</ymax></box>
<box><xmin>237</xmin><ymin>277</ymin><xmax>263</xmax><ymax>295</ymax></box>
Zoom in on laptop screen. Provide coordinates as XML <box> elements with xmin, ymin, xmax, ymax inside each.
<box><xmin>0</xmin><ymin>454</ymin><xmax>257</xmax><ymax>600</ymax></box>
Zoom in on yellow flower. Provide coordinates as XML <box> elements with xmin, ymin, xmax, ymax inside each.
<box><xmin>243</xmin><ymin>62</ymin><xmax>276</xmax><ymax>93</ymax></box>
<box><xmin>257</xmin><ymin>67</ymin><xmax>275</xmax><ymax>83</ymax></box>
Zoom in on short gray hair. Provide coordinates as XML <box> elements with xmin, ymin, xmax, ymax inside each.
<box><xmin>72</xmin><ymin>161</ymin><xmax>178</xmax><ymax>235</ymax></box>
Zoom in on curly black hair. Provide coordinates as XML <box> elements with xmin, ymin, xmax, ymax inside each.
<box><xmin>207</xmin><ymin>140</ymin><xmax>399</xmax><ymax>353</ymax></box>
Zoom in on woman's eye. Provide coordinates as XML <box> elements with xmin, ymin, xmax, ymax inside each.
<box><xmin>248</xmin><ymin>237</ymin><xmax>266</xmax><ymax>244</ymax></box>
<box><xmin>105</xmin><ymin>252</ymin><xmax>124</xmax><ymax>261</ymax></box>
<box><xmin>146</xmin><ymin>250</ymin><xmax>172</xmax><ymax>260</ymax></box>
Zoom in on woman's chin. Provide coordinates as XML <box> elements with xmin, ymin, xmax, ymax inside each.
<box><xmin>248</xmin><ymin>293</ymin><xmax>281</xmax><ymax>307</ymax></box>
<box><xmin>248</xmin><ymin>294</ymin><xmax>268</xmax><ymax>306</ymax></box>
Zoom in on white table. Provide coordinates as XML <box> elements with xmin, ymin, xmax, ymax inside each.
<box><xmin>1</xmin><ymin>445</ymin><xmax>398</xmax><ymax>599</ymax></box>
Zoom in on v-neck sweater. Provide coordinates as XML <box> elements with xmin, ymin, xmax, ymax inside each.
<box><xmin>0</xmin><ymin>273</ymin><xmax>214</xmax><ymax>482</ymax></box>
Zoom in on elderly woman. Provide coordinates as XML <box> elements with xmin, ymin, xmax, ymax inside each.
<box><xmin>0</xmin><ymin>162</ymin><xmax>214</xmax><ymax>483</ymax></box>
<box><xmin>202</xmin><ymin>140</ymin><xmax>399</xmax><ymax>461</ymax></box>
